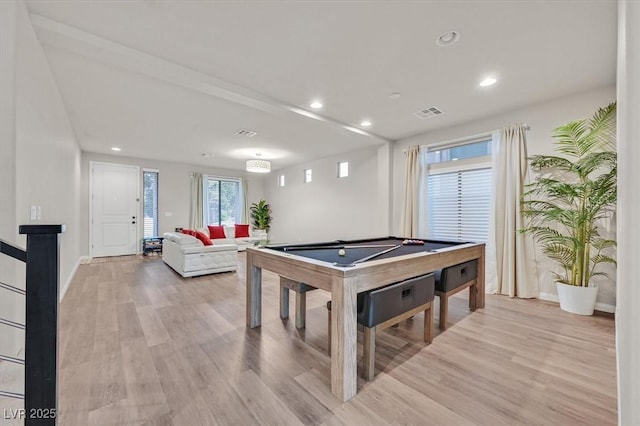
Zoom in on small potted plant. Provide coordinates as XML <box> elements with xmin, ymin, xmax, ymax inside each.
<box><xmin>250</xmin><ymin>199</ymin><xmax>272</xmax><ymax>236</ymax></box>
<box><xmin>521</xmin><ymin>103</ymin><xmax>617</xmax><ymax>315</ymax></box>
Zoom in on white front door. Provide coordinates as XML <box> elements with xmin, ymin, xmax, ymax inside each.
<box><xmin>91</xmin><ymin>162</ymin><xmax>139</xmax><ymax>257</ymax></box>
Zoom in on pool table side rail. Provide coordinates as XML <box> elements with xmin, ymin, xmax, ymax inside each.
<box><xmin>247</xmin><ymin>242</ymin><xmax>485</xmax><ymax>294</ymax></box>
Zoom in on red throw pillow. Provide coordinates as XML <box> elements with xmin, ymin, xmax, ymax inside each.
<box><xmin>235</xmin><ymin>224</ymin><xmax>250</xmax><ymax>238</ymax></box>
<box><xmin>194</xmin><ymin>231</ymin><xmax>213</xmax><ymax>246</ymax></box>
<box><xmin>181</xmin><ymin>229</ymin><xmax>194</xmax><ymax>235</ymax></box>
<box><xmin>208</xmin><ymin>225</ymin><xmax>226</xmax><ymax>239</ymax></box>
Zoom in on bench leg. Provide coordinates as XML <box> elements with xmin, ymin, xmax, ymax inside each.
<box><xmin>439</xmin><ymin>293</ymin><xmax>449</xmax><ymax>331</ymax></box>
<box><xmin>363</xmin><ymin>327</ymin><xmax>376</xmax><ymax>381</ymax></box>
<box><xmin>295</xmin><ymin>291</ymin><xmax>306</xmax><ymax>329</ymax></box>
<box><xmin>469</xmin><ymin>283</ymin><xmax>477</xmax><ymax>311</ymax></box>
<box><xmin>280</xmin><ymin>285</ymin><xmax>289</xmax><ymax>319</ymax></box>
<box><xmin>327</xmin><ymin>308</ymin><xmax>331</xmax><ymax>354</ymax></box>
<box><xmin>424</xmin><ymin>304</ymin><xmax>433</xmax><ymax>343</ymax></box>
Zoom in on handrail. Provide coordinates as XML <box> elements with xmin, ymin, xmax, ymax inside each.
<box><xmin>0</xmin><ymin>354</ymin><xmax>25</xmax><ymax>365</ymax></box>
<box><xmin>0</xmin><ymin>224</ymin><xmax>64</xmax><ymax>425</ymax></box>
<box><xmin>0</xmin><ymin>239</ymin><xmax>27</xmax><ymax>262</ymax></box>
<box><xmin>0</xmin><ymin>317</ymin><xmax>25</xmax><ymax>330</ymax></box>
<box><xmin>0</xmin><ymin>281</ymin><xmax>25</xmax><ymax>295</ymax></box>
<box><xmin>0</xmin><ymin>390</ymin><xmax>25</xmax><ymax>400</ymax></box>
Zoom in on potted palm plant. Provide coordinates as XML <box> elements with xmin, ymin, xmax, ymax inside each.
<box><xmin>250</xmin><ymin>199</ymin><xmax>272</xmax><ymax>233</ymax></box>
<box><xmin>521</xmin><ymin>103</ymin><xmax>617</xmax><ymax>315</ymax></box>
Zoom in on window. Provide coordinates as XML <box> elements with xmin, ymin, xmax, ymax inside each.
<box><xmin>419</xmin><ymin>137</ymin><xmax>492</xmax><ymax>243</ymax></box>
<box><xmin>204</xmin><ymin>177</ymin><xmax>241</xmax><ymax>226</ymax></box>
<box><xmin>278</xmin><ymin>175</ymin><xmax>286</xmax><ymax>187</ymax></box>
<box><xmin>425</xmin><ymin>139</ymin><xmax>491</xmax><ymax>164</ymax></box>
<box><xmin>143</xmin><ymin>170</ymin><xmax>159</xmax><ymax>238</ymax></box>
<box><xmin>304</xmin><ymin>169</ymin><xmax>312</xmax><ymax>183</ymax></box>
<box><xmin>338</xmin><ymin>161</ymin><xmax>349</xmax><ymax>178</ymax></box>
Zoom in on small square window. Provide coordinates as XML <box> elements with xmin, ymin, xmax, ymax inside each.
<box><xmin>278</xmin><ymin>175</ymin><xmax>285</xmax><ymax>187</ymax></box>
<box><xmin>338</xmin><ymin>161</ymin><xmax>349</xmax><ymax>178</ymax></box>
<box><xmin>304</xmin><ymin>169</ymin><xmax>312</xmax><ymax>183</ymax></box>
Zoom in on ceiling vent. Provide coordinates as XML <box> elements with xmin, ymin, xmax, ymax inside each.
<box><xmin>413</xmin><ymin>106</ymin><xmax>443</xmax><ymax>120</ymax></box>
<box><xmin>236</xmin><ymin>129</ymin><xmax>257</xmax><ymax>137</ymax></box>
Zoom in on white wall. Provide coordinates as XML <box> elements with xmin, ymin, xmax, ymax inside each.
<box><xmin>0</xmin><ymin>0</ymin><xmax>82</xmax><ymax>356</ymax></box>
<box><xmin>392</xmin><ymin>86</ymin><xmax>617</xmax><ymax>308</ymax></box>
<box><xmin>616</xmin><ymin>1</ymin><xmax>640</xmax><ymax>423</ymax></box>
<box><xmin>264</xmin><ymin>145</ymin><xmax>390</xmax><ymax>244</ymax></box>
<box><xmin>80</xmin><ymin>152</ymin><xmax>266</xmax><ymax>256</ymax></box>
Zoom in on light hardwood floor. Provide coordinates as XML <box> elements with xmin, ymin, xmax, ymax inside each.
<box><xmin>53</xmin><ymin>254</ymin><xmax>616</xmax><ymax>425</ymax></box>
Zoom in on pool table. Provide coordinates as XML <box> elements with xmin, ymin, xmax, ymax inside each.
<box><xmin>245</xmin><ymin>237</ymin><xmax>485</xmax><ymax>402</ymax></box>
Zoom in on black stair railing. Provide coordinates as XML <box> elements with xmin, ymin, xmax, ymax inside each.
<box><xmin>0</xmin><ymin>225</ymin><xmax>64</xmax><ymax>425</ymax></box>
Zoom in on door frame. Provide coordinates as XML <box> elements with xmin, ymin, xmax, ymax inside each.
<box><xmin>89</xmin><ymin>161</ymin><xmax>141</xmax><ymax>258</ymax></box>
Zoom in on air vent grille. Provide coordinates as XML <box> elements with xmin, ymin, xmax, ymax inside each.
<box><xmin>236</xmin><ymin>129</ymin><xmax>257</xmax><ymax>137</ymax></box>
<box><xmin>413</xmin><ymin>106</ymin><xmax>443</xmax><ymax>120</ymax></box>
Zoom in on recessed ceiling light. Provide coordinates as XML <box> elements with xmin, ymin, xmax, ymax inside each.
<box><xmin>360</xmin><ymin>120</ymin><xmax>372</xmax><ymax>127</ymax></box>
<box><xmin>436</xmin><ymin>30</ymin><xmax>459</xmax><ymax>46</ymax></box>
<box><xmin>479</xmin><ymin>77</ymin><xmax>497</xmax><ymax>87</ymax></box>
<box><xmin>389</xmin><ymin>92</ymin><xmax>401</xmax><ymax>100</ymax></box>
<box><xmin>111</xmin><ymin>147</ymin><xmax>121</xmax><ymax>152</ymax></box>
<box><xmin>310</xmin><ymin>101</ymin><xmax>323</xmax><ymax>109</ymax></box>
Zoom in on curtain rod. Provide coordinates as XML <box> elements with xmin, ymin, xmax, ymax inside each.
<box><xmin>403</xmin><ymin>124</ymin><xmax>530</xmax><ymax>153</ymax></box>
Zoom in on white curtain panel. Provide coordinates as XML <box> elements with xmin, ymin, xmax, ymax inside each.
<box><xmin>241</xmin><ymin>178</ymin><xmax>250</xmax><ymax>225</ymax></box>
<box><xmin>489</xmin><ymin>125</ymin><xmax>538</xmax><ymax>298</ymax></box>
<box><xmin>189</xmin><ymin>172</ymin><xmax>204</xmax><ymax>229</ymax></box>
<box><xmin>400</xmin><ymin>145</ymin><xmax>421</xmax><ymax>237</ymax></box>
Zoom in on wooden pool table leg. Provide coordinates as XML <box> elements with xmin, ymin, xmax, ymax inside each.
<box><xmin>246</xmin><ymin>251</ymin><xmax>262</xmax><ymax>328</ymax></box>
<box><xmin>295</xmin><ymin>291</ymin><xmax>306</xmax><ymax>329</ymax></box>
<box><xmin>331</xmin><ymin>276</ymin><xmax>358</xmax><ymax>402</ymax></box>
<box><xmin>477</xmin><ymin>247</ymin><xmax>486</xmax><ymax>308</ymax></box>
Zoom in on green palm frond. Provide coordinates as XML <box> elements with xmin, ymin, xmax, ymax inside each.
<box><xmin>591</xmin><ymin>238</ymin><xmax>616</xmax><ymax>250</ymax></box>
<box><xmin>520</xmin><ymin>103</ymin><xmax>617</xmax><ymax>287</ymax></box>
<box><xmin>553</xmin><ymin>120</ymin><xmax>590</xmax><ymax>157</ymax></box>
<box><xmin>543</xmin><ymin>244</ymin><xmax>575</xmax><ymax>267</ymax></box>
<box><xmin>591</xmin><ymin>254</ymin><xmax>617</xmax><ymax>265</ymax></box>
<box><xmin>588</xmin><ymin>102</ymin><xmax>617</xmax><ymax>151</ymax></box>
<box><xmin>529</xmin><ymin>155</ymin><xmax>576</xmax><ymax>171</ymax></box>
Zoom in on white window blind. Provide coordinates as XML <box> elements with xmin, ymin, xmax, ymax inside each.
<box><xmin>426</xmin><ymin>167</ymin><xmax>491</xmax><ymax>242</ymax></box>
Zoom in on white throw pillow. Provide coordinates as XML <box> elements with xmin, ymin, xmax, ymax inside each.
<box><xmin>224</xmin><ymin>225</ymin><xmax>235</xmax><ymax>239</ymax></box>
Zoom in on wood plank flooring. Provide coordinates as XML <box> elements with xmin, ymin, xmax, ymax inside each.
<box><xmin>49</xmin><ymin>254</ymin><xmax>617</xmax><ymax>425</ymax></box>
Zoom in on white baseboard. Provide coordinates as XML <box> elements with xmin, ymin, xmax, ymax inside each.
<box><xmin>539</xmin><ymin>292</ymin><xmax>615</xmax><ymax>313</ymax></box>
<box><xmin>60</xmin><ymin>256</ymin><xmax>88</xmax><ymax>301</ymax></box>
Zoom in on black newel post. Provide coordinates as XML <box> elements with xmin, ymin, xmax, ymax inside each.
<box><xmin>19</xmin><ymin>224</ymin><xmax>64</xmax><ymax>425</ymax></box>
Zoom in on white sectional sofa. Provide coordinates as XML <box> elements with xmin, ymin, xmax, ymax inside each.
<box><xmin>196</xmin><ymin>225</ymin><xmax>267</xmax><ymax>251</ymax></box>
<box><xmin>162</xmin><ymin>232</ymin><xmax>238</xmax><ymax>277</ymax></box>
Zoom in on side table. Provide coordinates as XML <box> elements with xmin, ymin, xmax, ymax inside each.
<box><xmin>143</xmin><ymin>236</ymin><xmax>164</xmax><ymax>256</ymax></box>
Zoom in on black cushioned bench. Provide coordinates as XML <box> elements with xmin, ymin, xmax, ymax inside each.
<box><xmin>435</xmin><ymin>260</ymin><xmax>478</xmax><ymax>330</ymax></box>
<box><xmin>327</xmin><ymin>273</ymin><xmax>435</xmax><ymax>380</ymax></box>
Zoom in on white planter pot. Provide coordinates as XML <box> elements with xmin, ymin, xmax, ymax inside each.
<box><xmin>556</xmin><ymin>282</ymin><xmax>598</xmax><ymax>315</ymax></box>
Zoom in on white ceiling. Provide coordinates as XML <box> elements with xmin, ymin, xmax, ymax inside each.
<box><xmin>26</xmin><ymin>0</ymin><xmax>617</xmax><ymax>172</ymax></box>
